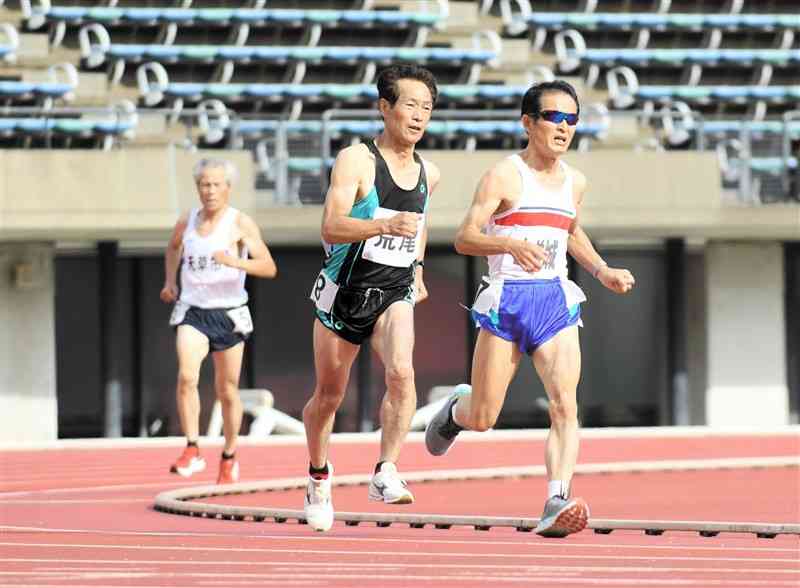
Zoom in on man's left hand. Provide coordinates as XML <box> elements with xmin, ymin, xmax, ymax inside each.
<box><xmin>212</xmin><ymin>250</ymin><xmax>240</xmax><ymax>269</ymax></box>
<box><xmin>598</xmin><ymin>267</ymin><xmax>635</xmax><ymax>294</ymax></box>
<box><xmin>414</xmin><ymin>266</ymin><xmax>428</xmax><ymax>303</ymax></box>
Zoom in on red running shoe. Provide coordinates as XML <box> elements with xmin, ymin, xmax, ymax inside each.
<box><xmin>170</xmin><ymin>445</ymin><xmax>206</xmax><ymax>478</ymax></box>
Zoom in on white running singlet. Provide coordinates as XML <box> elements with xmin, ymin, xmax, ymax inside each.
<box><xmin>179</xmin><ymin>207</ymin><xmax>248</xmax><ymax>309</ymax></box>
<box><xmin>486</xmin><ymin>155</ymin><xmax>576</xmax><ymax>281</ymax></box>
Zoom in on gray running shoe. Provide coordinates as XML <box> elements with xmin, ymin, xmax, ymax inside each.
<box><xmin>424</xmin><ymin>386</ymin><xmax>468</xmax><ymax>456</ymax></box>
<box><xmin>368</xmin><ymin>462</ymin><xmax>414</xmax><ymax>504</ymax></box>
<box><xmin>534</xmin><ymin>495</ymin><xmax>589</xmax><ymax>538</ymax></box>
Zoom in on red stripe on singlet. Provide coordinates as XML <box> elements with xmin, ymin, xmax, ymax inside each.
<box><xmin>494</xmin><ymin>212</ymin><xmax>572</xmax><ymax>230</ymax></box>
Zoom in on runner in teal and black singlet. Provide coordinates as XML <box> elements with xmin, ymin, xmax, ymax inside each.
<box><xmin>301</xmin><ymin>64</ymin><xmax>442</xmax><ymax>532</ymax></box>
<box><xmin>314</xmin><ymin>141</ymin><xmax>429</xmax><ymax>345</ymax></box>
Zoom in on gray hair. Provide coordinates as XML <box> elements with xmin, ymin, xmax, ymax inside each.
<box><xmin>192</xmin><ymin>158</ymin><xmax>238</xmax><ymax>186</ymax></box>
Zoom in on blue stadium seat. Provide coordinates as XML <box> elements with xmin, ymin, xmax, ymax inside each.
<box><xmin>103</xmin><ymin>45</ymin><xmax>497</xmax><ymax>66</ymax></box>
<box><xmin>162</xmin><ymin>83</ymin><xmax>529</xmax><ymax>103</ymax></box>
<box><xmin>0</xmin><ymin>81</ymin><xmax>73</xmax><ymax>99</ymax></box>
<box><xmin>635</xmin><ymin>86</ymin><xmax>797</xmax><ymax>103</ymax></box>
<box><xmin>579</xmin><ymin>49</ymin><xmax>800</xmax><ymax>66</ymax></box>
<box><xmin>31</xmin><ymin>7</ymin><xmax>443</xmax><ymax>28</ymax></box>
<box><xmin>527</xmin><ymin>12</ymin><xmax>796</xmax><ymax>32</ymax></box>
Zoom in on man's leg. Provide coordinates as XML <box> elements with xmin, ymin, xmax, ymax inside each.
<box><xmin>425</xmin><ymin>329</ymin><xmax>521</xmax><ymax>457</ymax></box>
<box><xmin>171</xmin><ymin>325</ymin><xmax>210</xmax><ymax>476</ymax></box>
<box><xmin>455</xmin><ymin>329</ymin><xmax>521</xmax><ymax>431</ymax></box>
<box><xmin>368</xmin><ymin>301</ymin><xmax>417</xmax><ymax>503</ymax></box>
<box><xmin>212</xmin><ymin>341</ymin><xmax>245</xmax><ymax>484</ymax></box>
<box><xmin>302</xmin><ymin>319</ymin><xmax>360</xmax><ymax>531</ymax></box>
<box><xmin>531</xmin><ymin>325</ymin><xmax>588</xmax><ymax>537</ymax></box>
<box><xmin>176</xmin><ymin>325</ymin><xmax>210</xmax><ymax>442</ymax></box>
<box><xmin>371</xmin><ymin>301</ymin><xmax>416</xmax><ymax>464</ymax></box>
<box><xmin>532</xmin><ymin>325</ymin><xmax>581</xmax><ymax>489</ymax></box>
<box><xmin>302</xmin><ymin>319</ymin><xmax>360</xmax><ymax>469</ymax></box>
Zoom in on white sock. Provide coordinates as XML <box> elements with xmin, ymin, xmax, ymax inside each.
<box><xmin>547</xmin><ymin>480</ymin><xmax>569</xmax><ymax>499</ymax></box>
<box><xmin>450</xmin><ymin>402</ymin><xmax>464</xmax><ymax>429</ymax></box>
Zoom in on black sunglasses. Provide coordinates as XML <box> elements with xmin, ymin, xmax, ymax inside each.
<box><xmin>538</xmin><ymin>110</ymin><xmax>579</xmax><ymax>126</ymax></box>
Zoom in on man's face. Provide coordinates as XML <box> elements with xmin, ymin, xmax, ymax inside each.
<box><xmin>525</xmin><ymin>91</ymin><xmax>579</xmax><ymax>157</ymax></box>
<box><xmin>381</xmin><ymin>79</ymin><xmax>434</xmax><ymax>145</ymax></box>
<box><xmin>196</xmin><ymin>167</ymin><xmax>230</xmax><ymax>211</ymax></box>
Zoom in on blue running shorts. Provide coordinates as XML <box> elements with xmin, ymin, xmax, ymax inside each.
<box><xmin>470</xmin><ymin>277</ymin><xmax>586</xmax><ymax>355</ymax></box>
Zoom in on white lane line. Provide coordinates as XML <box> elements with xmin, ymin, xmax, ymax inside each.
<box><xmin>1</xmin><ymin>544</ymin><xmax>799</xmax><ymax>568</ymax></box>
<box><xmin>0</xmin><ymin>498</ymin><xmax>152</xmax><ymax>504</ymax></box>
<box><xmin>0</xmin><ymin>575</ymin><xmax>797</xmax><ymax>588</ymax></box>
<box><xmin>0</xmin><ymin>570</ymin><xmax>797</xmax><ymax>583</ymax></box>
<box><xmin>1</xmin><ymin>526</ymin><xmax>798</xmax><ymax>553</ymax></box>
<box><xmin>2</xmin><ymin>555</ymin><xmax>799</xmax><ymax>566</ymax></box>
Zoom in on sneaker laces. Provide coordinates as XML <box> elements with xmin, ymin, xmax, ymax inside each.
<box><xmin>309</xmin><ymin>479</ymin><xmax>330</xmax><ymax>505</ymax></box>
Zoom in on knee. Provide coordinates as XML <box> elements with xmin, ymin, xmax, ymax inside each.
<box><xmin>306</xmin><ymin>384</ymin><xmax>346</xmax><ymax>416</ymax></box>
<box><xmin>548</xmin><ymin>393</ymin><xmax>578</xmax><ymax>426</ymax></box>
<box><xmin>385</xmin><ymin>363</ymin><xmax>414</xmax><ymax>390</ymax></box>
<box><xmin>215</xmin><ymin>382</ymin><xmax>239</xmax><ymax>404</ymax></box>
<box><xmin>177</xmin><ymin>371</ymin><xmax>199</xmax><ymax>393</ymax></box>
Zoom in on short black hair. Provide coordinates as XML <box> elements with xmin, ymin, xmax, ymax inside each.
<box><xmin>520</xmin><ymin>80</ymin><xmax>580</xmax><ymax>118</ymax></box>
<box><xmin>376</xmin><ymin>64</ymin><xmax>439</xmax><ymax>107</ymax></box>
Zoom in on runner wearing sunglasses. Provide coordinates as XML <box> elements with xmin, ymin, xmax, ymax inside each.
<box><xmin>425</xmin><ymin>80</ymin><xmax>636</xmax><ymax>537</ymax></box>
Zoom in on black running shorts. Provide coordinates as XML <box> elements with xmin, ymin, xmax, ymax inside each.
<box><xmin>315</xmin><ymin>284</ymin><xmax>414</xmax><ymax>345</ymax></box>
<box><xmin>176</xmin><ymin>306</ymin><xmax>249</xmax><ymax>352</ymax></box>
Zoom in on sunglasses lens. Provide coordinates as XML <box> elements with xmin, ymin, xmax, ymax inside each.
<box><xmin>541</xmin><ymin>111</ymin><xmax>578</xmax><ymax>125</ymax></box>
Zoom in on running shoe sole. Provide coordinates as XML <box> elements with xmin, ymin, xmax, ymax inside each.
<box><xmin>368</xmin><ymin>486</ymin><xmax>414</xmax><ymax>504</ymax></box>
<box><xmin>170</xmin><ymin>458</ymin><xmax>207</xmax><ymax>478</ymax></box>
<box><xmin>535</xmin><ymin>497</ymin><xmax>589</xmax><ymax>538</ymax></box>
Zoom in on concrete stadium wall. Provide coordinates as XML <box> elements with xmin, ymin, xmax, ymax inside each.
<box><xmin>0</xmin><ymin>242</ymin><xmax>57</xmax><ymax>442</ymax></box>
<box><xmin>1</xmin><ymin>148</ymin><xmax>798</xmax><ymax>243</ymax></box>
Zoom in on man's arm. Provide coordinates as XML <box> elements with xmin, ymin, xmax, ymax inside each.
<box><xmin>413</xmin><ymin>158</ymin><xmax>440</xmax><ymax>303</ymax></box>
<box><xmin>321</xmin><ymin>146</ymin><xmax>419</xmax><ymax>244</ymax></box>
<box><xmin>213</xmin><ymin>213</ymin><xmax>277</xmax><ymax>279</ymax></box>
<box><xmin>454</xmin><ymin>160</ymin><xmax>547</xmax><ymax>273</ymax></box>
<box><xmin>160</xmin><ymin>214</ymin><xmax>187</xmax><ymax>303</ymax></box>
<box><xmin>567</xmin><ymin>169</ymin><xmax>635</xmax><ymax>294</ymax></box>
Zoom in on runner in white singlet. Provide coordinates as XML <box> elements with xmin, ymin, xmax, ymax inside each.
<box><xmin>425</xmin><ymin>81</ymin><xmax>636</xmax><ymax>538</ymax></box>
<box><xmin>160</xmin><ymin>158</ymin><xmax>277</xmax><ymax>485</ymax></box>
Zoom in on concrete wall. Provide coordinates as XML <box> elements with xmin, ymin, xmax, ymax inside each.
<box><xmin>0</xmin><ymin>147</ymin><xmax>255</xmax><ymax>241</ymax></box>
<box><xmin>0</xmin><ymin>242</ymin><xmax>57</xmax><ymax>441</ymax></box>
<box><xmin>2</xmin><ymin>148</ymin><xmax>798</xmax><ymax>244</ymax></box>
<box><xmin>706</xmin><ymin>242</ymin><xmax>789</xmax><ymax>425</ymax></box>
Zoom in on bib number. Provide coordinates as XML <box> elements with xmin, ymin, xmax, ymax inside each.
<box><xmin>226</xmin><ymin>305</ymin><xmax>253</xmax><ymax>335</ymax></box>
<box><xmin>169</xmin><ymin>301</ymin><xmax>189</xmax><ymax>326</ymax></box>
<box><xmin>361</xmin><ymin>207</ymin><xmax>423</xmax><ymax>268</ymax></box>
<box><xmin>310</xmin><ymin>270</ymin><xmax>339</xmax><ymax>313</ymax></box>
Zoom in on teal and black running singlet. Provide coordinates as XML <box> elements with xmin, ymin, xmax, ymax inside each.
<box><xmin>310</xmin><ymin>141</ymin><xmax>429</xmax><ymax>344</ymax></box>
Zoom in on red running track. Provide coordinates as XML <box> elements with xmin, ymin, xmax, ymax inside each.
<box><xmin>0</xmin><ymin>431</ymin><xmax>798</xmax><ymax>588</ymax></box>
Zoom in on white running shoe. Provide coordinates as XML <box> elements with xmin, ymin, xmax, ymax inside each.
<box><xmin>303</xmin><ymin>462</ymin><xmax>334</xmax><ymax>532</ymax></box>
<box><xmin>368</xmin><ymin>462</ymin><xmax>414</xmax><ymax>504</ymax></box>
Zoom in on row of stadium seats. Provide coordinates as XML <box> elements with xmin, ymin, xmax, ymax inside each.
<box><xmin>93</xmin><ymin>45</ymin><xmax>497</xmax><ymax>66</ymax></box>
<box><xmin>573</xmin><ymin>49</ymin><xmax>800</xmax><ymax>67</ymax></box>
<box><xmin>27</xmin><ymin>7</ymin><xmax>444</xmax><ymax>28</ymax></box>
<box><xmin>149</xmin><ymin>80</ymin><xmax>800</xmax><ymax>106</ymax></box>
<box><xmin>527</xmin><ymin>12</ymin><xmax>800</xmax><ymax>31</ymax></box>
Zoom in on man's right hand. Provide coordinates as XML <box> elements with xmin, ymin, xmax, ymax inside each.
<box><xmin>384</xmin><ymin>212</ymin><xmax>420</xmax><ymax>238</ymax></box>
<box><xmin>508</xmin><ymin>238</ymin><xmax>547</xmax><ymax>273</ymax></box>
<box><xmin>160</xmin><ymin>283</ymin><xmax>179</xmax><ymax>303</ymax></box>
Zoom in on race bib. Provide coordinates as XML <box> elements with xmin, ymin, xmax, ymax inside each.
<box><xmin>361</xmin><ymin>207</ymin><xmax>423</xmax><ymax>268</ymax></box>
<box><xmin>471</xmin><ymin>276</ymin><xmax>503</xmax><ymax>317</ymax></box>
<box><xmin>559</xmin><ymin>279</ymin><xmax>587</xmax><ymax>309</ymax></box>
<box><xmin>309</xmin><ymin>270</ymin><xmax>339</xmax><ymax>314</ymax></box>
<box><xmin>169</xmin><ymin>301</ymin><xmax>189</xmax><ymax>326</ymax></box>
<box><xmin>226</xmin><ymin>305</ymin><xmax>253</xmax><ymax>335</ymax></box>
